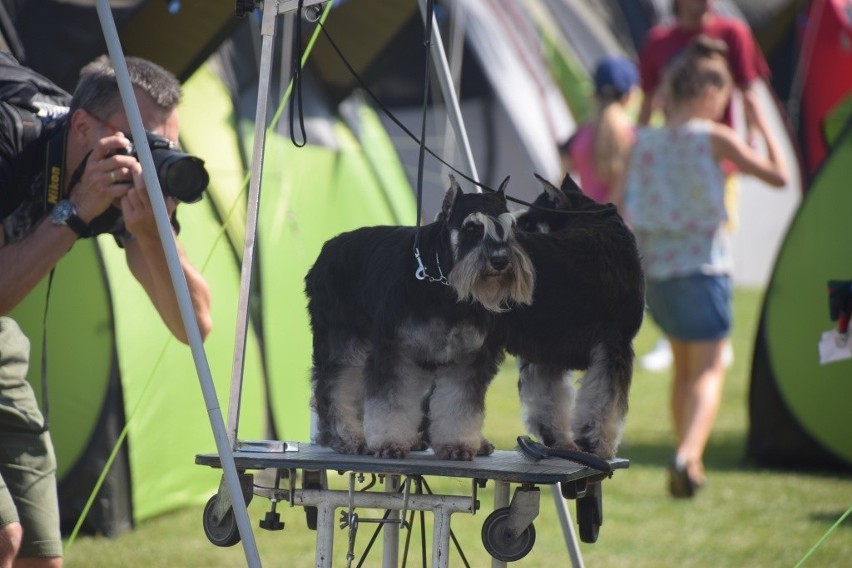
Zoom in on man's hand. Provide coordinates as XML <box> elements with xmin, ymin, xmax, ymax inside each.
<box><xmin>70</xmin><ymin>132</ymin><xmax>139</xmax><ymax>223</ymax></box>
<box><xmin>121</xmin><ymin>177</ymin><xmax>178</xmax><ymax>243</ymax></box>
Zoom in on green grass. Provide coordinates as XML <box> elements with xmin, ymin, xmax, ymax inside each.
<box><xmin>63</xmin><ymin>288</ymin><xmax>852</xmax><ymax>567</ymax></box>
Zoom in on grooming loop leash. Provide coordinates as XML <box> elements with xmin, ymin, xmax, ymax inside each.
<box><xmin>414</xmin><ymin>248</ymin><xmax>449</xmax><ymax>285</ymax></box>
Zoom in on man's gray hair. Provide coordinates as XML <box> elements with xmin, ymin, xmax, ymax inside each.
<box><xmin>69</xmin><ymin>55</ymin><xmax>181</xmax><ymax>117</ymax></box>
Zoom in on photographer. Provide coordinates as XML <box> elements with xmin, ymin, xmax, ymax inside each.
<box><xmin>0</xmin><ymin>56</ymin><xmax>211</xmax><ymax>567</ymax></box>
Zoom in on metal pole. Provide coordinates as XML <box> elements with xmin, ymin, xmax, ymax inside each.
<box><xmin>382</xmin><ymin>475</ymin><xmax>401</xmax><ymax>568</ymax></box>
<box><xmin>492</xmin><ymin>481</ymin><xmax>510</xmax><ymax>568</ymax></box>
<box><xmin>226</xmin><ymin>0</ymin><xmax>280</xmax><ymax>446</ymax></box>
<box><xmin>417</xmin><ymin>0</ymin><xmax>479</xmax><ymax>185</ymax></box>
<box><xmin>93</xmin><ymin>1</ymin><xmax>261</xmax><ymax>566</ymax></box>
<box><xmin>550</xmin><ymin>483</ymin><xmax>585</xmax><ymax>568</ymax></box>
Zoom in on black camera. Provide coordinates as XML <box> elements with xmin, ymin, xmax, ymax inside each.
<box><xmin>118</xmin><ymin>131</ymin><xmax>209</xmax><ymax>203</ymax></box>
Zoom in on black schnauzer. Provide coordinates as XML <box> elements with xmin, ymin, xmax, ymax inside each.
<box><xmin>503</xmin><ymin>174</ymin><xmax>646</xmax><ymax>458</ymax></box>
<box><xmin>306</xmin><ymin>177</ymin><xmax>536</xmax><ymax>460</ymax></box>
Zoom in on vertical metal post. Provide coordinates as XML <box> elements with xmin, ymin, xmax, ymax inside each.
<box><xmin>417</xmin><ymin>0</ymin><xmax>479</xmax><ymax>186</ymax></box>
<box><xmin>315</xmin><ymin>501</ymin><xmax>336</xmax><ymax>568</ymax></box>
<box><xmin>227</xmin><ymin>0</ymin><xmax>281</xmax><ymax>446</ymax></box>
<box><xmin>431</xmin><ymin>507</ymin><xmax>453</xmax><ymax>568</ymax></box>
<box><xmin>382</xmin><ymin>475</ymin><xmax>401</xmax><ymax>568</ymax></box>
<box><xmin>92</xmin><ymin>1</ymin><xmax>261</xmax><ymax>566</ymax></box>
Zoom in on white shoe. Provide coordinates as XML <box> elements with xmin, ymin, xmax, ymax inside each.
<box><xmin>641</xmin><ymin>339</ymin><xmax>672</xmax><ymax>372</ymax></box>
<box><xmin>722</xmin><ymin>342</ymin><xmax>734</xmax><ymax>368</ymax></box>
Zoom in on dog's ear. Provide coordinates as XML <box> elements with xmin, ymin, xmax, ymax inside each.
<box><xmin>439</xmin><ymin>175</ymin><xmax>462</xmax><ymax>221</ymax></box>
<box><xmin>495</xmin><ymin>176</ymin><xmax>510</xmax><ymax>201</ymax></box>
<box><xmin>559</xmin><ymin>173</ymin><xmax>584</xmax><ymax>196</ymax></box>
<box><xmin>534</xmin><ymin>173</ymin><xmax>571</xmax><ymax>208</ymax></box>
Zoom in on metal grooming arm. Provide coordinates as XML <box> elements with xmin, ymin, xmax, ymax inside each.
<box><xmin>93</xmin><ymin>0</ymin><xmax>265</xmax><ymax>565</ymax></box>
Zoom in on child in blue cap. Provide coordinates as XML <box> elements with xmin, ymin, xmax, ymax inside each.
<box><xmin>561</xmin><ymin>54</ymin><xmax>639</xmax><ymax>207</ymax></box>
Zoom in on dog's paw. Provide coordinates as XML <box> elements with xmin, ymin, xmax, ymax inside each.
<box><xmin>573</xmin><ymin>436</ymin><xmax>616</xmax><ymax>459</ymax></box>
<box><xmin>434</xmin><ymin>443</ymin><xmax>477</xmax><ymax>461</ymax></box>
<box><xmin>374</xmin><ymin>443</ymin><xmax>410</xmax><ymax>459</ymax></box>
<box><xmin>330</xmin><ymin>439</ymin><xmax>369</xmax><ymax>455</ymax></box>
<box><xmin>477</xmin><ymin>437</ymin><xmax>495</xmax><ymax>456</ymax></box>
<box><xmin>552</xmin><ymin>439</ymin><xmax>581</xmax><ymax>452</ymax></box>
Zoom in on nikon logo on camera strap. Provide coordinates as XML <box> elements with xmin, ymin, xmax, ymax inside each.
<box><xmin>43</xmin><ymin>124</ymin><xmax>67</xmax><ymax>205</ymax></box>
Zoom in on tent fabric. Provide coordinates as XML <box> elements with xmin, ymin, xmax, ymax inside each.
<box><xmin>797</xmin><ymin>0</ymin><xmax>852</xmax><ymax>176</ymax></box>
<box><xmin>747</xmin><ymin>111</ymin><xmax>852</xmax><ymax>470</ymax></box>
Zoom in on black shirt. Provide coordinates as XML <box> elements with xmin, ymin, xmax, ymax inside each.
<box><xmin>0</xmin><ymin>102</ymin><xmax>174</xmax><ymax>245</ymax></box>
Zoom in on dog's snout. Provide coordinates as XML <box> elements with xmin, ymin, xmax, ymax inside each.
<box><xmin>490</xmin><ymin>254</ymin><xmax>509</xmax><ymax>271</ymax></box>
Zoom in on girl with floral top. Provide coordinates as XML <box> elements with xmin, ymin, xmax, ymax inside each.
<box><xmin>622</xmin><ymin>36</ymin><xmax>787</xmax><ymax>498</ymax></box>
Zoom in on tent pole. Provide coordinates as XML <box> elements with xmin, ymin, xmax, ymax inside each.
<box><xmin>417</xmin><ymin>2</ymin><xmax>585</xmax><ymax>566</ymax></box>
<box><xmin>93</xmin><ymin>1</ymin><xmax>261</xmax><ymax>566</ymax></box>
<box><xmin>418</xmin><ymin>0</ymin><xmax>479</xmax><ymax>186</ymax></box>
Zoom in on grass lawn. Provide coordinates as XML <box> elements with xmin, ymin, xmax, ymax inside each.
<box><xmin>63</xmin><ymin>288</ymin><xmax>852</xmax><ymax>567</ymax></box>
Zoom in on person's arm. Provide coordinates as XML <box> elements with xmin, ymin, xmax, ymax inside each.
<box><xmin>121</xmin><ymin>184</ymin><xmax>212</xmax><ymax>344</ymax></box>
<box><xmin>0</xmin><ymin>218</ymin><xmax>80</xmax><ymax>314</ymax></box>
<box><xmin>741</xmin><ymin>82</ymin><xmax>772</xmax><ymax>145</ymax></box>
<box><xmin>711</xmin><ymin>121</ymin><xmax>788</xmax><ymax>188</ymax></box>
<box><xmin>1</xmin><ymin>133</ymin><xmax>137</xmax><ymax>314</ymax></box>
<box><xmin>637</xmin><ymin>92</ymin><xmax>654</xmax><ymax>126</ymax></box>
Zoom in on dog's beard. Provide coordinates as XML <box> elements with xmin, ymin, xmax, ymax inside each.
<box><xmin>448</xmin><ymin>238</ymin><xmax>536</xmax><ymax>312</ymax></box>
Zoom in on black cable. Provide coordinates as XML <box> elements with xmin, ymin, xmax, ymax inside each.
<box><xmin>289</xmin><ymin>0</ymin><xmax>307</xmax><ymax>147</ymax></box>
<box><xmin>412</xmin><ymin>0</ymin><xmax>434</xmax><ymax>257</ymax></box>
<box><xmin>314</xmin><ymin>17</ymin><xmax>613</xmax><ymax>217</ymax></box>
<box><xmin>38</xmin><ymin>268</ymin><xmax>56</xmax><ymax>432</ymax></box>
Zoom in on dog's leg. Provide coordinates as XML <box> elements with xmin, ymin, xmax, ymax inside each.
<box><xmin>572</xmin><ymin>342</ymin><xmax>633</xmax><ymax>458</ymax></box>
<box><xmin>311</xmin><ymin>334</ymin><xmax>369</xmax><ymax>454</ymax></box>
<box><xmin>428</xmin><ymin>362</ymin><xmax>493</xmax><ymax>461</ymax></box>
<box><xmin>518</xmin><ymin>360</ymin><xmax>577</xmax><ymax>450</ymax></box>
<box><xmin>363</xmin><ymin>352</ymin><xmax>431</xmax><ymax>459</ymax></box>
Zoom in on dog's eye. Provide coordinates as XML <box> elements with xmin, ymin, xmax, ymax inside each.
<box><xmin>462</xmin><ymin>223</ymin><xmax>484</xmax><ymax>239</ymax></box>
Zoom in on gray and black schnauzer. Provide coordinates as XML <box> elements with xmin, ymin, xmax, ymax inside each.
<box><xmin>503</xmin><ymin>173</ymin><xmax>645</xmax><ymax>458</ymax></box>
<box><xmin>306</xmin><ymin>177</ymin><xmax>535</xmax><ymax>460</ymax></box>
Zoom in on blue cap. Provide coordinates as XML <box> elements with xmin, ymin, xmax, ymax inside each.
<box><xmin>593</xmin><ymin>55</ymin><xmax>639</xmax><ymax>99</ymax></box>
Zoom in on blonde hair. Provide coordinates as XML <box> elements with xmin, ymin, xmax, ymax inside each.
<box><xmin>593</xmin><ymin>97</ymin><xmax>634</xmax><ymax>184</ymax></box>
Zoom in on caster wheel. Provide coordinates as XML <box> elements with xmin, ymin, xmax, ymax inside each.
<box><xmin>576</xmin><ymin>484</ymin><xmax>602</xmax><ymax>544</ymax></box>
<box><xmin>203</xmin><ymin>495</ymin><xmax>241</xmax><ymax>547</ymax></box>
<box><xmin>481</xmin><ymin>507</ymin><xmax>536</xmax><ymax>562</ymax></box>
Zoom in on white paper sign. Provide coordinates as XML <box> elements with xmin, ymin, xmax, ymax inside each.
<box><xmin>819</xmin><ymin>329</ymin><xmax>852</xmax><ymax>365</ymax></box>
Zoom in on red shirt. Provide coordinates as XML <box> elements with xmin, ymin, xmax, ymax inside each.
<box><xmin>639</xmin><ymin>15</ymin><xmax>770</xmax><ymax>126</ymax></box>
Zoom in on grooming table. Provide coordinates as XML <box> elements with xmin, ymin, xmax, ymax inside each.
<box><xmin>196</xmin><ymin>443</ymin><xmax>628</xmax><ymax>567</ymax></box>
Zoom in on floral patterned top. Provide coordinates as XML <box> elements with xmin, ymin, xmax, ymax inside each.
<box><xmin>624</xmin><ymin>119</ymin><xmax>732</xmax><ymax>280</ymax></box>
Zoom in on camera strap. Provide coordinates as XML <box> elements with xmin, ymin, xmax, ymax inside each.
<box><xmin>42</xmin><ymin>122</ymin><xmax>68</xmax><ymax>207</ymax></box>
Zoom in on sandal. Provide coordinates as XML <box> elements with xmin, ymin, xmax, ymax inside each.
<box><xmin>668</xmin><ymin>460</ymin><xmax>701</xmax><ymax>498</ymax></box>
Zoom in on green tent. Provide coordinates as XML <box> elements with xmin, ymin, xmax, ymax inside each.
<box><xmin>747</xmin><ymin>95</ymin><xmax>852</xmax><ymax>470</ymax></box>
<box><xmin>8</xmin><ymin>51</ymin><xmax>414</xmax><ymax>536</ymax></box>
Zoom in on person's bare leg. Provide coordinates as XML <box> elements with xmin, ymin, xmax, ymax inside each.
<box><xmin>675</xmin><ymin>338</ymin><xmax>727</xmax><ymax>484</ymax></box>
<box><xmin>0</xmin><ymin>523</ymin><xmax>23</xmax><ymax>568</ymax></box>
<box><xmin>669</xmin><ymin>338</ymin><xmax>692</xmax><ymax>443</ymax></box>
<box><xmin>14</xmin><ymin>557</ymin><xmax>62</xmax><ymax>568</ymax></box>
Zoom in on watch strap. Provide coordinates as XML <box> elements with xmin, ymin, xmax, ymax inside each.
<box><xmin>64</xmin><ymin>213</ymin><xmax>90</xmax><ymax>237</ymax></box>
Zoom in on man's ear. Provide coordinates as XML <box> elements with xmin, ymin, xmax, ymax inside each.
<box><xmin>68</xmin><ymin>108</ymin><xmax>94</xmax><ymax>144</ymax></box>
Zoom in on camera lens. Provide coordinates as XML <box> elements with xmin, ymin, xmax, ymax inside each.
<box><xmin>155</xmin><ymin>154</ymin><xmax>209</xmax><ymax>203</ymax></box>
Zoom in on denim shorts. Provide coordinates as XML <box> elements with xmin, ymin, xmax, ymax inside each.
<box><xmin>645</xmin><ymin>273</ymin><xmax>732</xmax><ymax>341</ymax></box>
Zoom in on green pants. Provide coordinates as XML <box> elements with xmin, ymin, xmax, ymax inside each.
<box><xmin>0</xmin><ymin>317</ymin><xmax>63</xmax><ymax>559</ymax></box>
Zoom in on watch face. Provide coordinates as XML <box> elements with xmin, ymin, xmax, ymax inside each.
<box><xmin>51</xmin><ymin>200</ymin><xmax>75</xmax><ymax>224</ymax></box>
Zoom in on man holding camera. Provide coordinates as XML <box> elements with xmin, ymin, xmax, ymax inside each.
<box><xmin>0</xmin><ymin>56</ymin><xmax>211</xmax><ymax>567</ymax></box>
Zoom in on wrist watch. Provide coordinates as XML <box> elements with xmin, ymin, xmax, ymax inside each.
<box><xmin>50</xmin><ymin>199</ymin><xmax>89</xmax><ymax>237</ymax></box>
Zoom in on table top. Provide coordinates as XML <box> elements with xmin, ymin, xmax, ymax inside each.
<box><xmin>196</xmin><ymin>442</ymin><xmax>628</xmax><ymax>484</ymax></box>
